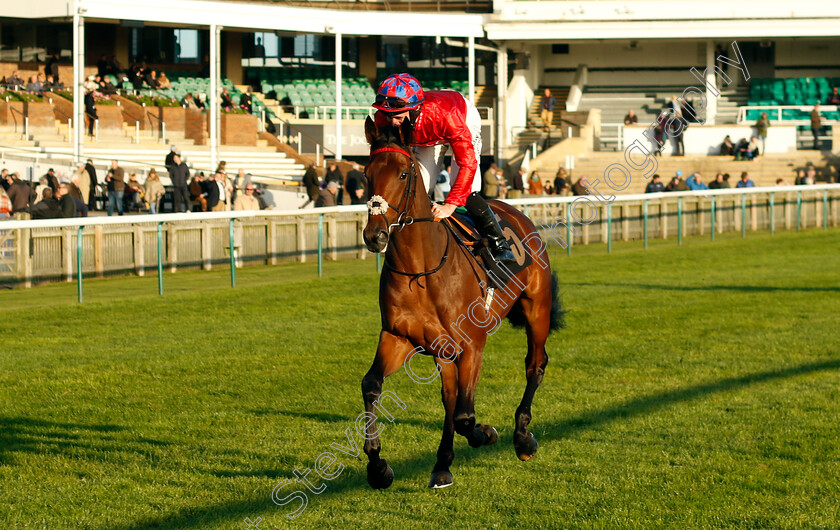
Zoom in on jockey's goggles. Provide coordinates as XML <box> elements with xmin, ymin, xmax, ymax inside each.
<box><xmin>375</xmin><ymin>95</ymin><xmax>415</xmax><ymax>111</ymax></box>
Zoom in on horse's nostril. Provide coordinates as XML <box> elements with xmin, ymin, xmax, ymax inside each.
<box><xmin>376</xmin><ymin>231</ymin><xmax>388</xmax><ymax>245</ymax></box>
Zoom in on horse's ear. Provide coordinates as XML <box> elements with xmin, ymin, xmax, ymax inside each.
<box><xmin>364</xmin><ymin>116</ymin><xmax>378</xmax><ymax>146</ymax></box>
<box><xmin>398</xmin><ymin>118</ymin><xmax>413</xmax><ymax>147</ymax></box>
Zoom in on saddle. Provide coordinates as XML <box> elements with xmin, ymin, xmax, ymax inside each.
<box><xmin>444</xmin><ymin>207</ymin><xmax>531</xmax><ymax>292</ymax></box>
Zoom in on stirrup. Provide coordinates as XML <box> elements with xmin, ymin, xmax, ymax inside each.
<box><xmin>489</xmin><ymin>237</ymin><xmax>516</xmax><ymax>265</ymax></box>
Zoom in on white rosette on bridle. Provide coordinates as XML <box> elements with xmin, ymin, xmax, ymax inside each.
<box><xmin>367</xmin><ymin>195</ymin><xmax>390</xmax><ymax>216</ymax></box>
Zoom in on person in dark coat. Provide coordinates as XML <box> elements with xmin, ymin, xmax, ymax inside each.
<box><xmin>645</xmin><ymin>174</ymin><xmax>665</xmax><ymax>193</ymax></box>
<box><xmin>169</xmin><ymin>154</ymin><xmax>191</xmax><ymax>212</ymax></box>
<box><xmin>84</xmin><ymin>89</ymin><xmax>97</xmax><ymax>136</ymax></box>
<box><xmin>300</xmin><ymin>164</ymin><xmax>321</xmax><ymax>208</ymax></box>
<box><xmin>57</xmin><ymin>183</ymin><xmax>77</xmax><ymax>218</ymax></box>
<box><xmin>315</xmin><ymin>181</ymin><xmax>339</xmax><ymax>207</ymax></box>
<box><xmin>84</xmin><ymin>159</ymin><xmax>98</xmax><ymax>210</ymax></box>
<box><xmin>325</xmin><ymin>162</ymin><xmax>344</xmax><ymax>204</ymax></box>
<box><xmin>7</xmin><ymin>173</ymin><xmax>32</xmax><ymax>214</ymax></box>
<box><xmin>345</xmin><ymin>163</ymin><xmax>367</xmax><ymax>205</ymax></box>
<box><xmin>30</xmin><ymin>188</ymin><xmax>63</xmax><ymax>219</ymax></box>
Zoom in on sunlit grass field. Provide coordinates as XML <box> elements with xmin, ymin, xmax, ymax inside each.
<box><xmin>1</xmin><ymin>228</ymin><xmax>838</xmax><ymax>529</ymax></box>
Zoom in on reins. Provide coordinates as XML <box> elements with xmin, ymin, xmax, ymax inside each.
<box><xmin>367</xmin><ymin>145</ymin><xmax>447</xmax><ymax>289</ymax></box>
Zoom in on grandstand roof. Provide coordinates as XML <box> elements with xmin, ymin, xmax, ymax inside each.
<box><xmin>8</xmin><ymin>0</ymin><xmax>486</xmax><ymax>37</ymax></box>
<box><xmin>486</xmin><ymin>0</ymin><xmax>840</xmax><ymax>40</ymax></box>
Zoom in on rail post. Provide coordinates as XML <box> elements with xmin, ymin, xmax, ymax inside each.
<box><xmin>769</xmin><ymin>192</ymin><xmax>775</xmax><ymax>235</ymax></box>
<box><xmin>606</xmin><ymin>203</ymin><xmax>612</xmax><ymax>254</ymax></box>
<box><xmin>77</xmin><ymin>226</ymin><xmax>84</xmax><ymax>303</ymax></box>
<box><xmin>157</xmin><ymin>221</ymin><xmax>164</xmax><ymax>296</ymax></box>
<box><xmin>710</xmin><ymin>195</ymin><xmax>716</xmax><ymax>241</ymax></box>
<box><xmin>566</xmin><ymin>201</ymin><xmax>572</xmax><ymax>256</ymax></box>
<box><xmin>643</xmin><ymin>199</ymin><xmax>648</xmax><ymax>250</ymax></box>
<box><xmin>229</xmin><ymin>218</ymin><xmax>236</xmax><ymax>288</ymax></box>
<box><xmin>823</xmin><ymin>190</ymin><xmax>828</xmax><ymax>229</ymax></box>
<box><xmin>677</xmin><ymin>197</ymin><xmax>683</xmax><ymax>245</ymax></box>
<box><xmin>317</xmin><ymin>213</ymin><xmax>324</xmax><ymax>278</ymax></box>
<box><xmin>741</xmin><ymin>192</ymin><xmax>747</xmax><ymax>238</ymax></box>
<box><xmin>796</xmin><ymin>190</ymin><xmax>802</xmax><ymax>231</ymax></box>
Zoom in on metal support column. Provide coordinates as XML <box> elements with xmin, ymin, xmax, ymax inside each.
<box><xmin>467</xmin><ymin>36</ymin><xmax>475</xmax><ymax>103</ymax></box>
<box><xmin>335</xmin><ymin>32</ymin><xmax>343</xmax><ymax>160</ymax></box>
<box><xmin>72</xmin><ymin>12</ymin><xmax>85</xmax><ymax>164</ymax></box>
<box><xmin>209</xmin><ymin>24</ymin><xmax>221</xmax><ymax>172</ymax></box>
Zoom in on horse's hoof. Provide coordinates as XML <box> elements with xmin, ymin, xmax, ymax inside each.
<box><xmin>367</xmin><ymin>459</ymin><xmax>395</xmax><ymax>490</ymax></box>
<box><xmin>428</xmin><ymin>470</ymin><xmax>454</xmax><ymax>489</ymax></box>
<box><xmin>515</xmin><ymin>434</ymin><xmax>538</xmax><ymax>461</ymax></box>
<box><xmin>477</xmin><ymin>424</ymin><xmax>498</xmax><ymax>446</ymax></box>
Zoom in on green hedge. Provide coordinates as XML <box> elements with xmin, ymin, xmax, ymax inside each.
<box><xmin>4</xmin><ymin>91</ymin><xmax>44</xmax><ymax>103</ymax></box>
<box><xmin>124</xmin><ymin>94</ymin><xmax>181</xmax><ymax>108</ymax></box>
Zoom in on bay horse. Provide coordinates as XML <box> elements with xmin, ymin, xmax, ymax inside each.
<box><xmin>360</xmin><ymin>117</ymin><xmax>564</xmax><ymax>489</ymax></box>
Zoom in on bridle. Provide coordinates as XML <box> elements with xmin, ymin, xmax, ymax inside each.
<box><xmin>366</xmin><ymin>145</ymin><xmax>450</xmax><ymax>288</ymax></box>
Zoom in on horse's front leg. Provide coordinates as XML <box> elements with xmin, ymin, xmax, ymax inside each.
<box><xmin>429</xmin><ymin>358</ymin><xmax>458</xmax><ymax>488</ymax></box>
<box><xmin>362</xmin><ymin>331</ymin><xmax>414</xmax><ymax>489</ymax></box>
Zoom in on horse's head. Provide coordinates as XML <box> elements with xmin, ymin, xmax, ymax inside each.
<box><xmin>362</xmin><ymin>116</ymin><xmax>416</xmax><ymax>253</ymax></box>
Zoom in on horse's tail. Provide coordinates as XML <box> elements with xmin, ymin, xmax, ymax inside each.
<box><xmin>506</xmin><ymin>269</ymin><xmax>566</xmax><ymax>335</ymax></box>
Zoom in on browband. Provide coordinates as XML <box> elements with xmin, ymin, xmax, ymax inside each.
<box><xmin>370</xmin><ymin>147</ymin><xmax>412</xmax><ymax>158</ymax></box>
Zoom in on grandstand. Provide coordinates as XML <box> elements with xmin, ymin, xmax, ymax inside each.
<box><xmin>1</xmin><ymin>0</ymin><xmax>840</xmax><ymax>212</ymax></box>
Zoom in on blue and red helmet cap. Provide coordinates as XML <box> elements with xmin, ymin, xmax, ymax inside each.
<box><xmin>372</xmin><ymin>73</ymin><xmax>425</xmax><ymax>112</ymax></box>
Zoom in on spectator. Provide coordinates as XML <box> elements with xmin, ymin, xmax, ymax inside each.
<box><xmin>0</xmin><ymin>185</ymin><xmax>11</xmax><ymax>218</ymax></box>
<box><xmin>802</xmin><ymin>167</ymin><xmax>816</xmax><ymax>185</ymax></box>
<box><xmin>316</xmin><ymin>181</ymin><xmax>339</xmax><ymax>207</ymax></box>
<box><xmin>181</xmin><ymin>93</ymin><xmax>199</xmax><ymax>109</ymax></box>
<box><xmin>651</xmin><ymin>111</ymin><xmax>666</xmax><ymax>157</ymax></box>
<box><xmin>165</xmin><ymin>145</ymin><xmax>179</xmax><ymax>169</ymax></box>
<box><xmin>125</xmin><ymin>172</ymin><xmax>145</xmax><ymax>211</ymax></box>
<box><xmin>623</xmin><ymin>109</ymin><xmax>638</xmax><ymax>125</ymax></box>
<box><xmin>56</xmin><ymin>182</ymin><xmax>77</xmax><ymax>218</ymax></box>
<box><xmin>720</xmin><ymin>135</ymin><xmax>735</xmax><ymax>156</ymax></box>
<box><xmin>686</xmin><ymin>172</ymin><xmax>709</xmax><ymax>190</ymax></box>
<box><xmin>72</xmin><ymin>163</ymin><xmax>91</xmax><ymax>209</ymax></box>
<box><xmin>205</xmin><ymin>172</ymin><xmax>224</xmax><ymax>211</ymax></box>
<box><xmin>645</xmin><ymin>174</ymin><xmax>665</xmax><ymax>193</ymax></box>
<box><xmin>527</xmin><ymin>170</ymin><xmax>543</xmax><ymax>196</ymax></box>
<box><xmin>188</xmin><ymin>172</ymin><xmax>207</xmax><ymax>211</ymax></box>
<box><xmin>0</xmin><ymin>168</ymin><xmax>9</xmax><ymax>192</ymax></box>
<box><xmin>572</xmin><ymin>176</ymin><xmax>589</xmax><ymax>196</ymax></box>
<box><xmin>508</xmin><ymin>167</ymin><xmax>526</xmax><ymax>198</ymax></box>
<box><xmin>240</xmin><ymin>87</ymin><xmax>252</xmax><ymax>113</ymax></box>
<box><xmin>105</xmin><ymin>159</ymin><xmax>125</xmax><ymax>216</ymax></box>
<box><xmin>7</xmin><ymin>172</ymin><xmax>32</xmax><ymax>215</ymax></box>
<box><xmin>255</xmin><ymin>37</ymin><xmax>266</xmax><ymax>61</ymax></box>
<box><xmin>672</xmin><ymin>115</ymin><xmax>686</xmax><ymax>156</ymax></box>
<box><xmin>145</xmin><ymin>169</ymin><xmax>165</xmax><ymax>214</ymax></box>
<box><xmin>30</xmin><ymin>187</ymin><xmax>62</xmax><ymax>219</ymax></box>
<box><xmin>540</xmin><ymin>88</ymin><xmax>555</xmax><ymax>131</ymax></box>
<box><xmin>826</xmin><ymin>87</ymin><xmax>840</xmax><ymax>106</ymax></box>
<box><xmin>7</xmin><ymin>71</ymin><xmax>24</xmax><ymax>89</ymax></box>
<box><xmin>755</xmin><ymin>112</ymin><xmax>769</xmax><ymax>147</ymax></box>
<box><xmin>543</xmin><ymin>181</ymin><xmax>554</xmax><ymax>195</ymax></box>
<box><xmin>554</xmin><ymin>167</ymin><xmax>570</xmax><ymax>196</ymax></box>
<box><xmin>709</xmin><ymin>172</ymin><xmax>728</xmax><ymax>189</ymax></box>
<box><xmin>84</xmin><ymin>88</ymin><xmax>97</xmax><ymax>137</ymax></box>
<box><xmin>43</xmin><ymin>75</ymin><xmax>63</xmax><ymax>92</ymax></box>
<box><xmin>157</xmin><ymin>72</ymin><xmax>171</xmax><ymax>89</ymax></box>
<box><xmin>665</xmin><ymin>171</ymin><xmax>690</xmax><ymax>192</ymax></box>
<box><xmin>325</xmin><ymin>162</ymin><xmax>344</xmax><ymax>204</ymax></box>
<box><xmin>794</xmin><ymin>168</ymin><xmax>806</xmax><ymax>185</ymax></box>
<box><xmin>99</xmin><ymin>78</ymin><xmax>117</xmax><ymax>95</ymax></box>
<box><xmin>215</xmin><ymin>160</ymin><xmax>227</xmax><ymax>176</ymax></box>
<box><xmin>234</xmin><ymin>183</ymin><xmax>260</xmax><ymax>210</ymax></box>
<box><xmin>433</xmin><ymin>168</ymin><xmax>450</xmax><ymax>202</ymax></box>
<box><xmin>97</xmin><ymin>54</ymin><xmax>110</xmax><ymax>77</ymax></box>
<box><xmin>44</xmin><ymin>168</ymin><xmax>59</xmax><ymax>193</ymax></box>
<box><xmin>345</xmin><ymin>163</ymin><xmax>368</xmax><ymax>205</ymax></box>
<box><xmin>84</xmin><ymin>159</ymin><xmax>98</xmax><ymax>210</ymax></box>
<box><xmin>300</xmin><ymin>164</ymin><xmax>321</xmax><ymax>208</ymax></box>
<box><xmin>26</xmin><ymin>75</ymin><xmax>43</xmax><ymax>95</ymax></box>
<box><xmin>482</xmin><ymin>163</ymin><xmax>499</xmax><ymax>199</ymax></box>
<box><xmin>169</xmin><ymin>154</ymin><xmax>191</xmax><ymax>213</ymax></box>
<box><xmin>747</xmin><ymin>136</ymin><xmax>761</xmax><ymax>159</ymax></box>
<box><xmin>776</xmin><ymin>178</ymin><xmax>786</xmax><ymax>186</ymax></box>
<box><xmin>220</xmin><ymin>88</ymin><xmax>234</xmax><ymax>110</ymax></box>
<box><xmin>144</xmin><ymin>70</ymin><xmax>160</xmax><ymax>89</ymax></box>
<box><xmin>734</xmin><ymin>137</ymin><xmax>752</xmax><ymax>161</ymax></box>
<box><xmin>196</xmin><ymin>93</ymin><xmax>207</xmax><ymax>109</ymax></box>
<box><xmin>736</xmin><ymin>171</ymin><xmax>755</xmax><ymax>188</ymax></box>
<box><xmin>46</xmin><ymin>53</ymin><xmax>60</xmax><ymax>83</ymax></box>
<box><xmin>810</xmin><ymin>103</ymin><xmax>822</xmax><ymax>150</ymax></box>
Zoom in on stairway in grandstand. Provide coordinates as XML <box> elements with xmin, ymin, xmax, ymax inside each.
<box><xmin>578</xmin><ymin>86</ymin><xmax>749</xmax><ymax>151</ymax></box>
<box><xmin>544</xmin><ymin>153</ymin><xmax>838</xmax><ymax>195</ymax></box>
<box><xmin>515</xmin><ymin>86</ymin><xmax>571</xmax><ymax>151</ymax></box>
<box><xmin>0</xmin><ymin>123</ymin><xmax>305</xmax><ymax>186</ymax></box>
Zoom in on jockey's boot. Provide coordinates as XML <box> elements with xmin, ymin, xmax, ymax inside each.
<box><xmin>465</xmin><ymin>192</ymin><xmax>516</xmax><ymax>265</ymax></box>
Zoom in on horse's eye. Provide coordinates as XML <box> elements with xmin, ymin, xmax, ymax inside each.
<box><xmin>400</xmin><ymin>172</ymin><xmax>408</xmax><ymax>180</ymax></box>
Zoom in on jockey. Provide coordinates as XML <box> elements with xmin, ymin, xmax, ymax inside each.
<box><xmin>372</xmin><ymin>73</ymin><xmax>515</xmax><ymax>264</ymax></box>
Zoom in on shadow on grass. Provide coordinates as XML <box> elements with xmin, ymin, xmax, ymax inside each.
<box><xmin>252</xmin><ymin>408</ymin><xmax>432</xmax><ymax>430</ymax></box>
<box><xmin>0</xmin><ymin>416</ymin><xmax>170</xmax><ymax>466</ymax></box>
<box><xmin>566</xmin><ymin>282</ymin><xmax>840</xmax><ymax>293</ymax></box>
<box><xmin>119</xmin><ymin>357</ymin><xmax>840</xmax><ymax>529</ymax></box>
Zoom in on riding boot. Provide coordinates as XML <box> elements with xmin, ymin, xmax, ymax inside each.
<box><xmin>465</xmin><ymin>192</ymin><xmax>516</xmax><ymax>265</ymax></box>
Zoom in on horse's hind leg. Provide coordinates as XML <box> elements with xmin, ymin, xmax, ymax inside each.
<box><xmin>513</xmin><ymin>296</ymin><xmax>550</xmax><ymax>461</ymax></box>
<box><xmin>362</xmin><ymin>331</ymin><xmax>414</xmax><ymax>489</ymax></box>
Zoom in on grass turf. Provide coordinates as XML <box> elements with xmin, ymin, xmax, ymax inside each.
<box><xmin>1</xmin><ymin>228</ymin><xmax>838</xmax><ymax>529</ymax></box>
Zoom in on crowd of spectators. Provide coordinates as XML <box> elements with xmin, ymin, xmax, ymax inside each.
<box><xmin>300</xmin><ymin>161</ymin><xmax>369</xmax><ymax>208</ymax></box>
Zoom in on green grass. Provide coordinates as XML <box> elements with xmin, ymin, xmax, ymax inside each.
<box><xmin>1</xmin><ymin>229</ymin><xmax>839</xmax><ymax>529</ymax></box>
